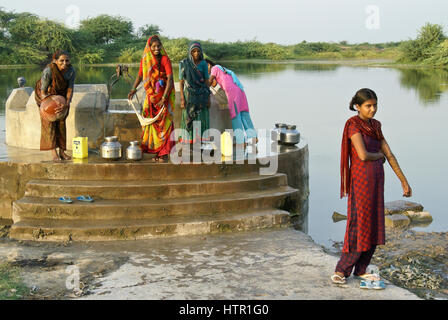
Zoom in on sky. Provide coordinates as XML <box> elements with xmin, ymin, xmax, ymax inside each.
<box><xmin>1</xmin><ymin>0</ymin><xmax>447</xmax><ymax>44</ymax></box>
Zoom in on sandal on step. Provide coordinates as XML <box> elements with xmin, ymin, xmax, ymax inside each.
<box><xmin>59</xmin><ymin>196</ymin><xmax>73</xmax><ymax>204</ymax></box>
<box><xmin>331</xmin><ymin>274</ymin><xmax>346</xmax><ymax>284</ymax></box>
<box><xmin>76</xmin><ymin>195</ymin><xmax>94</xmax><ymax>202</ymax></box>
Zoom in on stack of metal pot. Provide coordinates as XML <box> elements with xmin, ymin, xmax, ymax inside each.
<box><xmin>271</xmin><ymin>123</ymin><xmax>300</xmax><ymax>146</ymax></box>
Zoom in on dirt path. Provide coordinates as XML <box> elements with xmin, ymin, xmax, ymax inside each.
<box><xmin>0</xmin><ymin>228</ymin><xmax>421</xmax><ymax>300</ymax></box>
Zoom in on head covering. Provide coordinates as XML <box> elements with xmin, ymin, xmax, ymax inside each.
<box><xmin>188</xmin><ymin>41</ymin><xmax>204</xmax><ymax>61</ymax></box>
<box><xmin>340</xmin><ymin>115</ymin><xmax>384</xmax><ymax>198</ymax></box>
<box><xmin>181</xmin><ymin>41</ymin><xmax>206</xmax><ymax>86</ymax></box>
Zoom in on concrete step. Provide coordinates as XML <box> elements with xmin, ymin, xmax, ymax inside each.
<box><xmin>13</xmin><ymin>187</ymin><xmax>299</xmax><ymax>222</ymax></box>
<box><xmin>30</xmin><ymin>161</ymin><xmax>261</xmax><ymax>181</ymax></box>
<box><xmin>9</xmin><ymin>209</ymin><xmax>291</xmax><ymax>241</ymax></box>
<box><xmin>24</xmin><ymin>174</ymin><xmax>288</xmax><ymax>200</ymax></box>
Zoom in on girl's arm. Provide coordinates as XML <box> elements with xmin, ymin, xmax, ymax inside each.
<box><xmin>351</xmin><ymin>133</ymin><xmax>385</xmax><ymax>161</ymax></box>
<box><xmin>179</xmin><ymin>80</ymin><xmax>185</xmax><ymax>109</ymax></box>
<box><xmin>381</xmin><ymin>139</ymin><xmax>412</xmax><ymax>197</ymax></box>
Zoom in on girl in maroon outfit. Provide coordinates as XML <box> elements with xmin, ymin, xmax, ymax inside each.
<box><xmin>331</xmin><ymin>88</ymin><xmax>412</xmax><ymax>285</ymax></box>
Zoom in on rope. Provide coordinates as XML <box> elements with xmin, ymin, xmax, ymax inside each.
<box><xmin>127</xmin><ymin>98</ymin><xmax>165</xmax><ymax>127</ymax></box>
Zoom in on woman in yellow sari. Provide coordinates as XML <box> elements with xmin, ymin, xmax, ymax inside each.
<box><xmin>128</xmin><ymin>35</ymin><xmax>175</xmax><ymax>162</ymax></box>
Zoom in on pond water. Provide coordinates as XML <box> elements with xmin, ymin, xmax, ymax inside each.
<box><xmin>1</xmin><ymin>61</ymin><xmax>447</xmax><ymax>249</ymax></box>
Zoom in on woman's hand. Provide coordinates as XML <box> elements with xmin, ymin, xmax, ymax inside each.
<box><xmin>128</xmin><ymin>89</ymin><xmax>137</xmax><ymax>100</ymax></box>
<box><xmin>402</xmin><ymin>181</ymin><xmax>412</xmax><ymax>197</ymax></box>
<box><xmin>379</xmin><ymin>151</ymin><xmax>386</xmax><ymax>163</ymax></box>
<box><xmin>207</xmin><ymin>96</ymin><xmax>211</xmax><ymax>108</ymax></box>
<box><xmin>54</xmin><ymin>100</ymin><xmax>66</xmax><ymax>115</ymax></box>
<box><xmin>156</xmin><ymin>97</ymin><xmax>166</xmax><ymax>108</ymax></box>
<box><xmin>181</xmin><ymin>97</ymin><xmax>185</xmax><ymax>109</ymax></box>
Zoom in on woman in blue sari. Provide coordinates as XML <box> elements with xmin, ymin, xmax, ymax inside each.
<box><xmin>178</xmin><ymin>41</ymin><xmax>211</xmax><ymax>143</ymax></box>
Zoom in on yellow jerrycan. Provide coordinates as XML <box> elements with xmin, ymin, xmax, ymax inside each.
<box><xmin>72</xmin><ymin>137</ymin><xmax>88</xmax><ymax>159</ymax></box>
<box><xmin>221</xmin><ymin>131</ymin><xmax>233</xmax><ymax>157</ymax></box>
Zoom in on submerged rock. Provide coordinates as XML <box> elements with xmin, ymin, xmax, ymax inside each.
<box><xmin>405</xmin><ymin>211</ymin><xmax>433</xmax><ymax>224</ymax></box>
<box><xmin>385</xmin><ymin>200</ymin><xmax>424</xmax><ymax>215</ymax></box>
<box><xmin>385</xmin><ymin>214</ymin><xmax>411</xmax><ymax>228</ymax></box>
<box><xmin>332</xmin><ymin>212</ymin><xmax>347</xmax><ymax>223</ymax></box>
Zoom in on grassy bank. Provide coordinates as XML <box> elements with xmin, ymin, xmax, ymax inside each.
<box><xmin>2</xmin><ymin>9</ymin><xmax>446</xmax><ymax>67</ymax></box>
<box><xmin>0</xmin><ymin>262</ymin><xmax>28</xmax><ymax>300</ymax></box>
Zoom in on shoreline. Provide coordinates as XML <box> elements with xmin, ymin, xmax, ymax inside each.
<box><xmin>0</xmin><ymin>58</ymin><xmax>445</xmax><ymax>70</ymax></box>
<box><xmin>326</xmin><ymin>228</ymin><xmax>448</xmax><ymax>300</ymax></box>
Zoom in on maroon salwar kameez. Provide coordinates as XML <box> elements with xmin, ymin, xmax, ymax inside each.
<box><xmin>336</xmin><ymin>116</ymin><xmax>385</xmax><ymax>278</ymax></box>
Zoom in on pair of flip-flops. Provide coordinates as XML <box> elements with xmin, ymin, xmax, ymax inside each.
<box><xmin>58</xmin><ymin>195</ymin><xmax>94</xmax><ymax>203</ymax></box>
<box><xmin>331</xmin><ymin>273</ymin><xmax>386</xmax><ymax>290</ymax></box>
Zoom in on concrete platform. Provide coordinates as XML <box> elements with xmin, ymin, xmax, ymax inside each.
<box><xmin>0</xmin><ymin>135</ymin><xmax>310</xmax><ymax>241</ymax></box>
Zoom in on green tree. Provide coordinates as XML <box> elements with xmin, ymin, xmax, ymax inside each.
<box><xmin>400</xmin><ymin>23</ymin><xmax>446</xmax><ymax>63</ymax></box>
<box><xmin>80</xmin><ymin>15</ymin><xmax>134</xmax><ymax>45</ymax></box>
<box><xmin>137</xmin><ymin>24</ymin><xmax>161</xmax><ymax>38</ymax></box>
<box><xmin>0</xmin><ymin>9</ymin><xmax>74</xmax><ymax>64</ymax></box>
<box><xmin>417</xmin><ymin>23</ymin><xmax>445</xmax><ymax>48</ymax></box>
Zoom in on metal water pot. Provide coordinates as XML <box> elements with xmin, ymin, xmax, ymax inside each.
<box><xmin>101</xmin><ymin>136</ymin><xmax>122</xmax><ymax>160</ymax></box>
<box><xmin>271</xmin><ymin>123</ymin><xmax>287</xmax><ymax>142</ymax></box>
<box><xmin>280</xmin><ymin>125</ymin><xmax>300</xmax><ymax>146</ymax></box>
<box><xmin>126</xmin><ymin>141</ymin><xmax>142</xmax><ymax>161</ymax></box>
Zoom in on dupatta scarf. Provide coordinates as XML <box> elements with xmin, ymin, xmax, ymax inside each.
<box><xmin>179</xmin><ymin>41</ymin><xmax>210</xmax><ymax>131</ymax></box>
<box><xmin>140</xmin><ymin>35</ymin><xmax>175</xmax><ymax>154</ymax></box>
<box><xmin>340</xmin><ymin>115</ymin><xmax>384</xmax><ymax>198</ymax></box>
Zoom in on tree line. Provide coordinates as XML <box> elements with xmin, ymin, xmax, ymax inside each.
<box><xmin>0</xmin><ymin>8</ymin><xmax>446</xmax><ymax>67</ymax></box>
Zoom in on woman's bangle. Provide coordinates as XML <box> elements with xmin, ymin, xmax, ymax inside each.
<box><xmin>130</xmin><ymin>88</ymin><xmax>137</xmax><ymax>93</ymax></box>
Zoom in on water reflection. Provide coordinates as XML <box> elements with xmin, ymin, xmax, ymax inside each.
<box><xmin>221</xmin><ymin>61</ymin><xmax>339</xmax><ymax>78</ymax></box>
<box><xmin>398</xmin><ymin>67</ymin><xmax>448</xmax><ymax>105</ymax></box>
<box><xmin>2</xmin><ymin>62</ymin><xmax>448</xmax><ymax>115</ymax></box>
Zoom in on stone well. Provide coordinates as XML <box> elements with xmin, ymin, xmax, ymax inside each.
<box><xmin>5</xmin><ymin>83</ymin><xmax>232</xmax><ymax>150</ymax></box>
